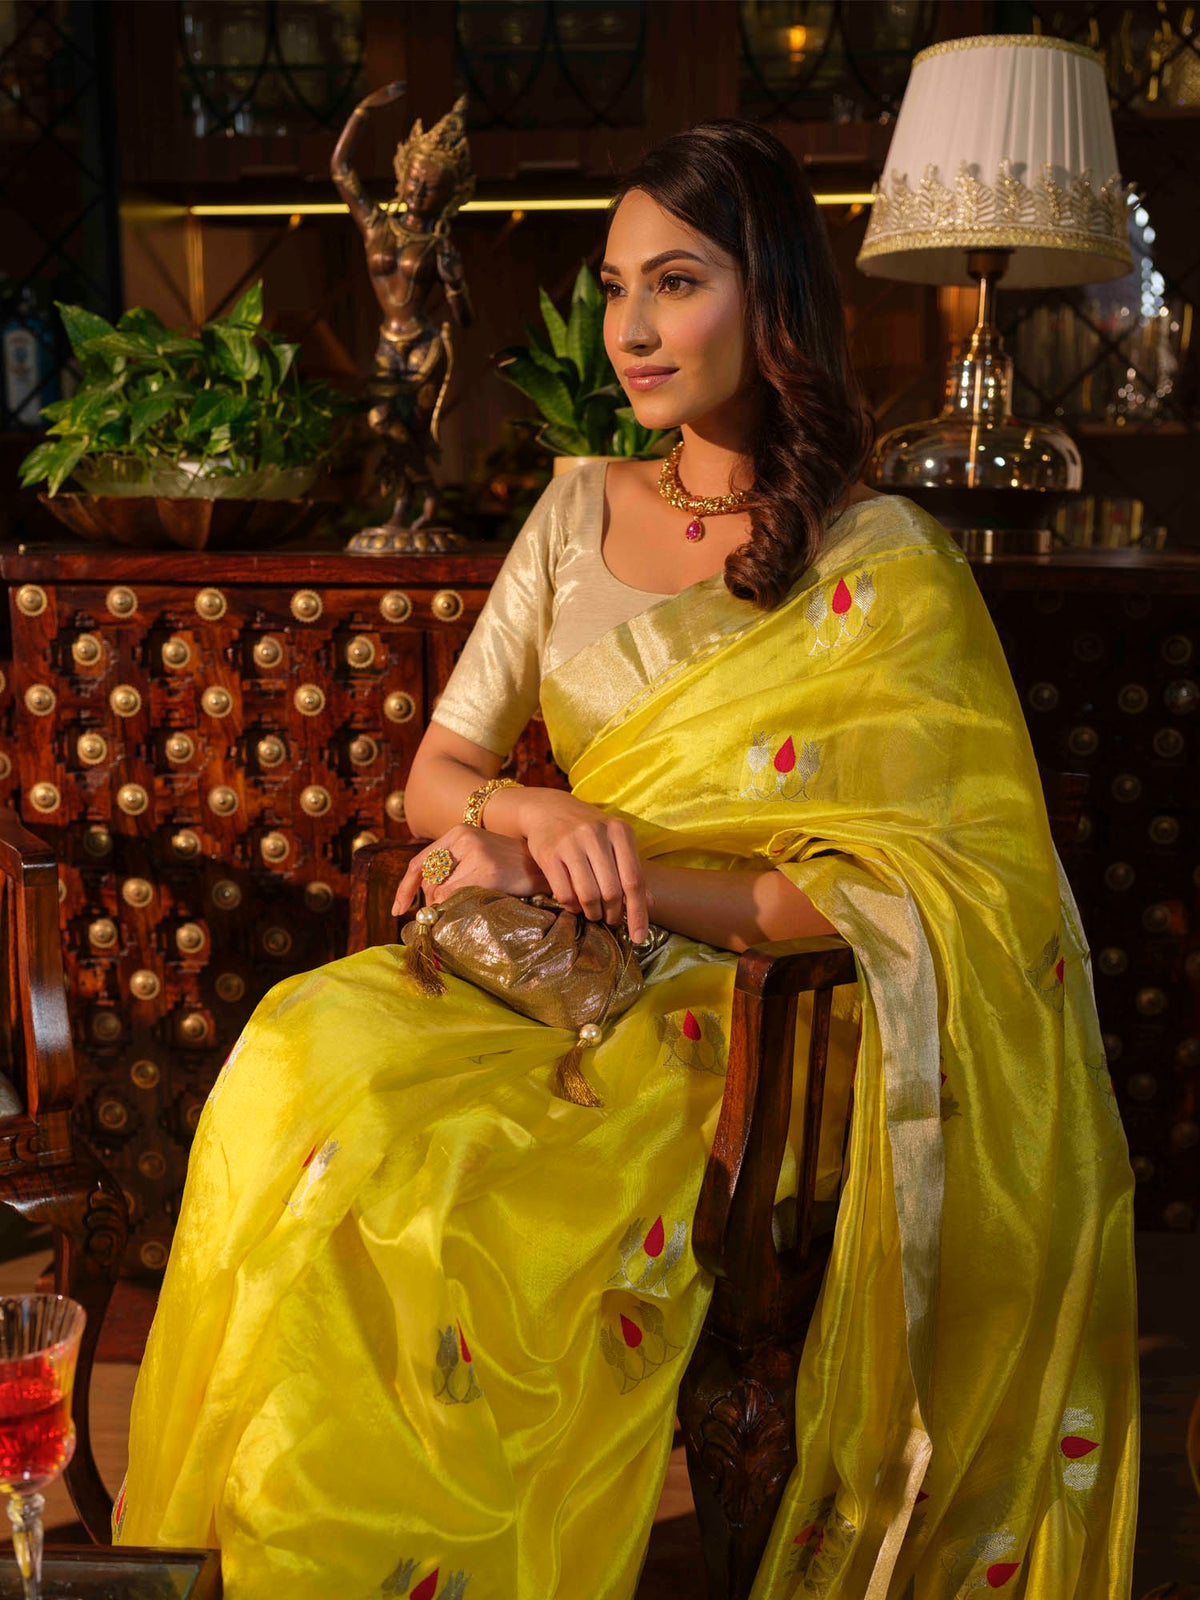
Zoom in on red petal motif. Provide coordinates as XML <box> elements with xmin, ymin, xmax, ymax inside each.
<box><xmin>458</xmin><ymin>1323</ymin><xmax>471</xmax><ymax>1363</ymax></box>
<box><xmin>1060</xmin><ymin>1436</ymin><xmax>1098</xmax><ymax>1459</ymax></box>
<box><xmin>620</xmin><ymin>1314</ymin><xmax>643</xmax><ymax>1349</ymax></box>
<box><xmin>644</xmin><ymin>1216</ymin><xmax>665</xmax><ymax>1257</ymax></box>
<box><xmin>987</xmin><ymin>1563</ymin><xmax>1020</xmax><ymax>1587</ymax></box>
<box><xmin>793</xmin><ymin>1523</ymin><xmax>821</xmax><ymax>1546</ymax></box>
<box><xmin>682</xmin><ymin>1010</ymin><xmax>701</xmax><ymax>1041</ymax></box>
<box><xmin>302</xmin><ymin>1146</ymin><xmax>316</xmax><ymax>1169</ymax></box>
<box><xmin>410</xmin><ymin>1570</ymin><xmax>439</xmax><ymax>1600</ymax></box>
<box><xmin>831</xmin><ymin>578</ymin><xmax>853</xmax><ymax>615</ymax></box>
<box><xmin>1055</xmin><ymin>959</ymin><xmax>1065</xmax><ymax>983</ymax></box>
<box><xmin>773</xmin><ymin>736</ymin><xmax>796</xmax><ymax>773</ymax></box>
<box><xmin>939</xmin><ymin>1071</ymin><xmax>947</xmax><ymax>1086</ymax></box>
<box><xmin>916</xmin><ymin>1490</ymin><xmax>929</xmax><ymax>1503</ymax></box>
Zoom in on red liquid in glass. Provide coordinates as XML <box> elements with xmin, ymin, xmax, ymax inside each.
<box><xmin>0</xmin><ymin>1359</ymin><xmax>74</xmax><ymax>1489</ymax></box>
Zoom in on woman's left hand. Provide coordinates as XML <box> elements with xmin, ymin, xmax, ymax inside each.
<box><xmin>392</xmin><ymin>825</ymin><xmax>550</xmax><ymax>917</ymax></box>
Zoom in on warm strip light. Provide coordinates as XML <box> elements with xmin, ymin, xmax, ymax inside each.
<box><xmin>176</xmin><ymin>193</ymin><xmax>875</xmax><ymax>219</ymax></box>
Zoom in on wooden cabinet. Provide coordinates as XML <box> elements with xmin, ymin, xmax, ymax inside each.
<box><xmin>0</xmin><ymin>546</ymin><xmax>563</xmax><ymax>1276</ymax></box>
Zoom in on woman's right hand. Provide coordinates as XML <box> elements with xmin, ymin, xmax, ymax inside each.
<box><xmin>500</xmin><ymin>789</ymin><xmax>651</xmax><ymax>943</ymax></box>
<box><xmin>392</xmin><ymin>826</ymin><xmax>549</xmax><ymax>918</ymax></box>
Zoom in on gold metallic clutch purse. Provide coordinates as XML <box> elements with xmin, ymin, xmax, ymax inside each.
<box><xmin>401</xmin><ymin>887</ymin><xmax>645</xmax><ymax>1108</ymax></box>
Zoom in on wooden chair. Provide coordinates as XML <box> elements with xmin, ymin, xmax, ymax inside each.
<box><xmin>348</xmin><ymin>770</ymin><xmax>1088</xmax><ymax>1600</ymax></box>
<box><xmin>0</xmin><ymin>808</ymin><xmax>128</xmax><ymax>1542</ymax></box>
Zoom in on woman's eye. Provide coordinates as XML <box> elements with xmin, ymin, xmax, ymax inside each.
<box><xmin>601</xmin><ymin>281</ymin><xmax>623</xmax><ymax>300</ymax></box>
<box><xmin>659</xmin><ymin>274</ymin><xmax>693</xmax><ymax>294</ymax></box>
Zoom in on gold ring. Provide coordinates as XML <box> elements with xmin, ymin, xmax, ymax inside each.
<box><xmin>421</xmin><ymin>847</ymin><xmax>456</xmax><ymax>886</ymax></box>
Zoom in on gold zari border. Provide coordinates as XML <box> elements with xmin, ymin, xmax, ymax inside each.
<box><xmin>913</xmin><ymin>32</ymin><xmax>1105</xmax><ymax>67</ymax></box>
<box><xmin>859</xmin><ymin>223</ymin><xmax>1132</xmax><ymax>262</ymax></box>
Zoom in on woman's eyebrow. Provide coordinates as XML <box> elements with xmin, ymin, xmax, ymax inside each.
<box><xmin>599</xmin><ymin>249</ymin><xmax>708</xmax><ymax>277</ymax></box>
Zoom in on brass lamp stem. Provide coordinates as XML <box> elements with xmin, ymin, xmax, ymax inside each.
<box><xmin>961</xmin><ymin>249</ymin><xmax>1012</xmax><ymax>488</ymax></box>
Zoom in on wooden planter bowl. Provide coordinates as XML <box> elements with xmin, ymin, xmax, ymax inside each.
<box><xmin>38</xmin><ymin>493</ymin><xmax>330</xmax><ymax>552</ymax></box>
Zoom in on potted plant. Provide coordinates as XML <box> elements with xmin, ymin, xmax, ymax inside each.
<box><xmin>494</xmin><ymin>263</ymin><xmax>675</xmax><ymax>475</ymax></box>
<box><xmin>18</xmin><ymin>281</ymin><xmax>358</xmax><ymax>550</ymax></box>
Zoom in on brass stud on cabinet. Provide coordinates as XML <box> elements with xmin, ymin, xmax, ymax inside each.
<box><xmin>130</xmin><ymin>1060</ymin><xmax>160</xmax><ymax>1091</ymax></box>
<box><xmin>175</xmin><ymin>922</ymin><xmax>206</xmax><ymax>955</ymax></box>
<box><xmin>431</xmin><ymin>589</ymin><xmax>464</xmax><ymax>622</ymax></box>
<box><xmin>139</xmin><ymin>1241</ymin><xmax>169</xmax><ymax>1271</ymax></box>
<box><xmin>201</xmin><ymin>685</ymin><xmax>233</xmax><ymax>717</ymax></box>
<box><xmin>29</xmin><ymin>782</ymin><xmax>60</xmax><ymax>813</ymax></box>
<box><xmin>385</xmin><ymin>789</ymin><xmax>406</xmax><ymax>822</ymax></box>
<box><xmin>0</xmin><ymin>668</ymin><xmax>4</xmax><ymax>694</ymax></box>
<box><xmin>300</xmin><ymin>784</ymin><xmax>331</xmax><ymax>817</ymax></box>
<box><xmin>260</xmin><ymin>831</ymin><xmax>290</xmax><ymax>863</ymax></box>
<box><xmin>211</xmin><ymin>879</ymin><xmax>242</xmax><ymax>911</ymax></box>
<box><xmin>379</xmin><ymin>591</ymin><xmax>411</xmax><ymax>624</ymax></box>
<box><xmin>88</xmin><ymin>918</ymin><xmax>118</xmax><ymax>949</ymax></box>
<box><xmin>72</xmin><ymin>633</ymin><xmax>103</xmax><ymax>667</ymax></box>
<box><xmin>263</xmin><ymin>926</ymin><xmax>293</xmax><ymax>957</ymax></box>
<box><xmin>84</xmin><ymin>826</ymin><xmax>112</xmax><ymax>858</ymax></box>
<box><xmin>1153</xmin><ymin>727</ymin><xmax>1185</xmax><ymax>759</ymax></box>
<box><xmin>130</xmin><ymin>969</ymin><xmax>161</xmax><ymax>1001</ymax></box>
<box><xmin>348</xmin><ymin>735</ymin><xmax>378</xmax><ymax>767</ymax></box>
<box><xmin>345</xmin><ymin>635</ymin><xmax>377</xmax><ymax>669</ymax></box>
<box><xmin>195</xmin><ymin>587</ymin><xmax>227</xmax><ymax>621</ymax></box>
<box><xmin>1135</xmin><ymin>986</ymin><xmax>1167</xmax><ymax>1016</ymax></box>
<box><xmin>91</xmin><ymin>1010</ymin><xmax>122</xmax><ymax>1042</ymax></box>
<box><xmin>57</xmin><ymin>877</ymin><xmax>66</xmax><ymax>904</ymax></box>
<box><xmin>351</xmin><ymin>830</ymin><xmax>379</xmax><ymax>853</ymax></box>
<box><xmin>178</xmin><ymin>1012</ymin><xmax>212</xmax><ymax>1045</ymax></box>
<box><xmin>77</xmin><ymin>732</ymin><xmax>107</xmax><ymax>766</ymax></box>
<box><xmin>137</xmin><ymin>1150</ymin><xmax>166</xmax><ymax>1179</ymax></box>
<box><xmin>97</xmin><ymin>1098</ymin><xmax>129</xmax><ymax>1130</ymax></box>
<box><xmin>15</xmin><ymin>584</ymin><xmax>47</xmax><ymax>617</ymax></box>
<box><xmin>1148</xmin><ymin>815</ymin><xmax>1180</xmax><ymax>846</ymax></box>
<box><xmin>1164</xmin><ymin>1202</ymin><xmax>1196</xmax><ymax>1231</ymax></box>
<box><xmin>0</xmin><ymin>753</ymin><xmax>10</xmax><ymax>781</ymax></box>
<box><xmin>121</xmin><ymin>878</ymin><xmax>154</xmax><ymax>909</ymax></box>
<box><xmin>110</xmin><ymin>684</ymin><xmax>142</xmax><ymax>718</ymax></box>
<box><xmin>165</xmin><ymin>733</ymin><xmax>195</xmax><ymax>765</ymax></box>
<box><xmin>117</xmin><ymin>783</ymin><xmax>149</xmax><ymax>815</ymax></box>
<box><xmin>207</xmin><ymin>784</ymin><xmax>239</xmax><ymax>816</ymax></box>
<box><xmin>161</xmin><ymin>637</ymin><xmax>192</xmax><ymax>670</ymax></box>
<box><xmin>384</xmin><ymin>690</ymin><xmax>416</xmax><ymax>724</ymax></box>
<box><xmin>171</xmin><ymin>828</ymin><xmax>201</xmax><ymax>858</ymax></box>
<box><xmin>24</xmin><ymin>684</ymin><xmax>55</xmax><ymax>716</ymax></box>
<box><xmin>105</xmin><ymin>586</ymin><xmax>138</xmax><ymax>618</ymax></box>
<box><xmin>256</xmin><ymin>734</ymin><xmax>287</xmax><ymax>768</ymax></box>
<box><xmin>294</xmin><ymin>683</ymin><xmax>326</xmax><ymax>716</ymax></box>
<box><xmin>290</xmin><ymin>589</ymin><xmax>323</xmax><ymax>623</ymax></box>
<box><xmin>215</xmin><ymin>972</ymin><xmax>245</xmax><ymax>1002</ymax></box>
<box><xmin>304</xmin><ymin>881</ymin><xmax>334</xmax><ymax>912</ymax></box>
<box><xmin>253</xmin><ymin>636</ymin><xmax>284</xmax><ymax>669</ymax></box>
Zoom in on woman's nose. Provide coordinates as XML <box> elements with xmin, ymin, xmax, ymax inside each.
<box><xmin>615</xmin><ymin>309</ymin><xmax>657</xmax><ymax>354</ymax></box>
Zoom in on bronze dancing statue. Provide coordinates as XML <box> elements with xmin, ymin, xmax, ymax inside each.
<box><xmin>331</xmin><ymin>85</ymin><xmax>474</xmax><ymax>552</ymax></box>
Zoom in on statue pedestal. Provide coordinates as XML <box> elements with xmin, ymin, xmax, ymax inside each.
<box><xmin>346</xmin><ymin>521</ymin><xmax>465</xmax><ymax>554</ymax></box>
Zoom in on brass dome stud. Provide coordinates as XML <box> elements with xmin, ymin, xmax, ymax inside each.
<box><xmin>72</xmin><ymin>633</ymin><xmax>103</xmax><ymax>667</ymax></box>
<box><xmin>121</xmin><ymin>878</ymin><xmax>154</xmax><ymax>909</ymax></box>
<box><xmin>194</xmin><ymin>587</ymin><xmax>227</xmax><ymax>621</ymax></box>
<box><xmin>253</xmin><ymin>636</ymin><xmax>284</xmax><ymax>669</ymax></box>
<box><xmin>77</xmin><ymin>732</ymin><xmax>107</xmax><ymax>766</ymax></box>
<box><xmin>431</xmin><ymin>589</ymin><xmax>464</xmax><ymax>622</ymax></box>
<box><xmin>130</xmin><ymin>1060</ymin><xmax>160</xmax><ymax>1090</ymax></box>
<box><xmin>117</xmin><ymin>783</ymin><xmax>149</xmax><ymax>815</ymax></box>
<box><xmin>215</xmin><ymin>972</ymin><xmax>245</xmax><ymax>1002</ymax></box>
<box><xmin>105</xmin><ymin>586</ymin><xmax>138</xmax><ymax>618</ymax></box>
<box><xmin>290</xmin><ymin>589</ymin><xmax>323</xmax><ymax>623</ymax></box>
<box><xmin>256</xmin><ymin>735</ymin><xmax>287</xmax><ymax>768</ymax></box>
<box><xmin>110</xmin><ymin>684</ymin><xmax>142</xmax><ymax>718</ymax></box>
<box><xmin>207</xmin><ymin>785</ymin><xmax>239</xmax><ymax>816</ymax></box>
<box><xmin>165</xmin><ymin>732</ymin><xmax>195</xmax><ymax>765</ymax></box>
<box><xmin>379</xmin><ymin>590</ymin><xmax>411</xmax><ymax>624</ymax></box>
<box><xmin>29</xmin><ymin>782</ymin><xmax>60</xmax><ymax>813</ymax></box>
<box><xmin>385</xmin><ymin>790</ymin><xmax>407</xmax><ymax>822</ymax></box>
<box><xmin>304</xmin><ymin>881</ymin><xmax>334</xmax><ymax>913</ymax></box>
<box><xmin>97</xmin><ymin>1098</ymin><xmax>129</xmax><ymax>1130</ymax></box>
<box><xmin>161</xmin><ymin>637</ymin><xmax>192</xmax><ymax>670</ymax></box>
<box><xmin>262</xmin><ymin>926</ymin><xmax>293</xmax><ymax>957</ymax></box>
<box><xmin>171</xmin><ymin>828</ymin><xmax>201</xmax><ymax>858</ymax></box>
<box><xmin>351</xmin><ymin>830</ymin><xmax>379</xmax><ymax>853</ymax></box>
<box><xmin>24</xmin><ymin>684</ymin><xmax>55</xmax><ymax>716</ymax></box>
<box><xmin>137</xmin><ymin>1150</ymin><xmax>166</xmax><ymax>1178</ymax></box>
<box><xmin>91</xmin><ymin>1010</ymin><xmax>122</xmax><ymax>1042</ymax></box>
<box><xmin>384</xmin><ymin>690</ymin><xmax>416</xmax><ymax>724</ymax></box>
<box><xmin>129</xmin><ymin>969</ymin><xmax>161</xmax><ymax>1001</ymax></box>
<box><xmin>139</xmin><ymin>1241</ymin><xmax>169</xmax><ymax>1271</ymax></box>
<box><xmin>294</xmin><ymin>683</ymin><xmax>326</xmax><ymax>716</ymax></box>
<box><xmin>345</xmin><ymin>635</ymin><xmax>377</xmax><ymax>669</ymax></box>
<box><xmin>0</xmin><ymin>753</ymin><xmax>10</xmax><ymax>782</ymax></box>
<box><xmin>299</xmin><ymin>785</ymin><xmax>331</xmax><ymax>817</ymax></box>
<box><xmin>15</xmin><ymin>584</ymin><xmax>47</xmax><ymax>617</ymax></box>
<box><xmin>84</xmin><ymin>825</ymin><xmax>112</xmax><ymax>857</ymax></box>
<box><xmin>201</xmin><ymin>685</ymin><xmax>233</xmax><ymax>718</ymax></box>
<box><xmin>175</xmin><ymin>922</ymin><xmax>206</xmax><ymax>955</ymax></box>
<box><xmin>211</xmin><ymin>878</ymin><xmax>242</xmax><ymax>911</ymax></box>
<box><xmin>178</xmin><ymin>1011</ymin><xmax>212</xmax><ymax>1045</ymax></box>
<box><xmin>88</xmin><ymin>918</ymin><xmax>118</xmax><ymax>949</ymax></box>
<box><xmin>260</xmin><ymin>830</ymin><xmax>290</xmax><ymax>864</ymax></box>
<box><xmin>348</xmin><ymin>735</ymin><xmax>378</xmax><ymax>767</ymax></box>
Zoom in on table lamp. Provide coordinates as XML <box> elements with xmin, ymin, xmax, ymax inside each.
<box><xmin>856</xmin><ymin>34</ymin><xmax>1133</xmax><ymax>543</ymax></box>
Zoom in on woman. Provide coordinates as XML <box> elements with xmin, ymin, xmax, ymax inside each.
<box><xmin>118</xmin><ymin>122</ymin><xmax>1139</xmax><ymax>1600</ymax></box>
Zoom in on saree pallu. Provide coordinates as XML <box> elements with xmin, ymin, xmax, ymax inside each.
<box><xmin>118</xmin><ymin>497</ymin><xmax>1139</xmax><ymax>1600</ymax></box>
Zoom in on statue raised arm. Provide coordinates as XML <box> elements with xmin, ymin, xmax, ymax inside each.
<box><xmin>331</xmin><ymin>88</ymin><xmax>475</xmax><ymax>553</ymax></box>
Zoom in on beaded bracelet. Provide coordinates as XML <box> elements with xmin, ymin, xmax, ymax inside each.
<box><xmin>462</xmin><ymin>777</ymin><xmax>521</xmax><ymax>830</ymax></box>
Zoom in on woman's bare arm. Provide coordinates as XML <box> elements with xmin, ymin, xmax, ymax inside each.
<box><xmin>640</xmin><ymin>860</ymin><xmax>836</xmax><ymax>952</ymax></box>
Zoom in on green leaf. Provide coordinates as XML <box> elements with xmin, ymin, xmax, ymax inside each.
<box><xmin>128</xmin><ymin>393</ymin><xmax>179</xmax><ymax>444</ymax></box>
<box><xmin>259</xmin><ymin>339</ymin><xmax>298</xmax><ymax>395</ymax></box>
<box><xmin>521</xmin><ymin>316</ymin><xmax>550</xmax><ymax>357</ymax></box>
<box><xmin>572</xmin><ymin>261</ymin><xmax>603</xmax><ymax>309</ymax></box>
<box><xmin>565</xmin><ymin>296</ymin><xmax>600</xmax><ymax>403</ymax></box>
<box><xmin>117</xmin><ymin>306</ymin><xmax>171</xmax><ymax>341</ymax></box>
<box><xmin>184</xmin><ymin>390</ymin><xmax>248</xmax><ymax>441</ymax></box>
<box><xmin>227</xmin><ymin>280</ymin><xmax>263</xmax><ymax>328</ymax></box>
<box><xmin>210</xmin><ymin>325</ymin><xmax>260</xmax><ymax>381</ymax></box>
<box><xmin>56</xmin><ymin>303</ymin><xmax>115</xmax><ymax>357</ymax></box>
<box><xmin>538</xmin><ymin>421</ymin><xmax>592</xmax><ymax>456</ymax></box>
<box><xmin>495</xmin><ymin>352</ymin><xmax>579</xmax><ymax>432</ymax></box>
<box><xmin>538</xmin><ymin>287</ymin><xmax>569</xmax><ymax>359</ymax></box>
<box><xmin>82</xmin><ymin>330</ymin><xmax>167</xmax><ymax>366</ymax></box>
<box><xmin>20</xmin><ymin>436</ymin><xmax>88</xmax><ymax>495</ymax></box>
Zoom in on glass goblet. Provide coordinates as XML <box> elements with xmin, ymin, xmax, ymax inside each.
<box><xmin>0</xmin><ymin>1296</ymin><xmax>85</xmax><ymax>1600</ymax></box>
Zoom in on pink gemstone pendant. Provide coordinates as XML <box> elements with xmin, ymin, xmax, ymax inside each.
<box><xmin>685</xmin><ymin>517</ymin><xmax>704</xmax><ymax>542</ymax></box>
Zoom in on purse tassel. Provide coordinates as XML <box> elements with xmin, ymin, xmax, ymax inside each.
<box><xmin>407</xmin><ymin>906</ymin><xmax>447</xmax><ymax>998</ymax></box>
<box><xmin>553</xmin><ymin>1022</ymin><xmax>605</xmax><ymax>1109</ymax></box>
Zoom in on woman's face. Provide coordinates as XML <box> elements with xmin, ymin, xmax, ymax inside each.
<box><xmin>601</xmin><ymin>188</ymin><xmax>752</xmax><ymax>436</ymax></box>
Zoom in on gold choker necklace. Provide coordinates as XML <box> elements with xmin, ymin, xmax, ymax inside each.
<box><xmin>656</xmin><ymin>441</ymin><xmax>753</xmax><ymax>543</ymax></box>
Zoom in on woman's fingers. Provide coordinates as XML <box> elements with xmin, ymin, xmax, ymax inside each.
<box><xmin>582</xmin><ymin>831</ymin><xmax>625</xmax><ymax>926</ymax></box>
<box><xmin>609</xmin><ymin>823</ymin><xmax>649</xmax><ymax>942</ymax></box>
<box><xmin>393</xmin><ymin>849</ymin><xmax>430</xmax><ymax>916</ymax></box>
<box><xmin>561</xmin><ymin>846</ymin><xmax>606</xmax><ymax>922</ymax></box>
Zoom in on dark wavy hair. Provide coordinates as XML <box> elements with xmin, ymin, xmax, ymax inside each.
<box><xmin>609</xmin><ymin>121</ymin><xmax>875</xmax><ymax>609</ymax></box>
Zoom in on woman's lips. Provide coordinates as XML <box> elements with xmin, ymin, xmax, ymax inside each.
<box><xmin>625</xmin><ymin>369</ymin><xmax>677</xmax><ymax>392</ymax></box>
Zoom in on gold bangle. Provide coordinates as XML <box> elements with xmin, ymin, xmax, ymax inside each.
<box><xmin>463</xmin><ymin>777</ymin><xmax>521</xmax><ymax>830</ymax></box>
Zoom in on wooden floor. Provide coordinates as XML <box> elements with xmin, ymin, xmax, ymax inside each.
<box><xmin>0</xmin><ymin>1234</ymin><xmax>1196</xmax><ymax>1597</ymax></box>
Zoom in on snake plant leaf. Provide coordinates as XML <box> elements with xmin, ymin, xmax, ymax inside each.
<box><xmin>565</xmin><ymin>295</ymin><xmax>599</xmax><ymax>407</ymax></box>
<box><xmin>522</xmin><ymin>316</ymin><xmax>550</xmax><ymax>357</ymax></box>
<box><xmin>495</xmin><ymin>351</ymin><xmax>578</xmax><ymax>432</ymax></box>
<box><xmin>538</xmin><ymin>287</ymin><xmax>569</xmax><ymax>359</ymax></box>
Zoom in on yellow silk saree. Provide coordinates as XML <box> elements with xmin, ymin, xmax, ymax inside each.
<box><xmin>118</xmin><ymin>495</ymin><xmax>1138</xmax><ymax>1600</ymax></box>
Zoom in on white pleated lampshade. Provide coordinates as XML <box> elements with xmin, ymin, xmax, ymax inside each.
<box><xmin>857</xmin><ymin>34</ymin><xmax>1133</xmax><ymax>288</ymax></box>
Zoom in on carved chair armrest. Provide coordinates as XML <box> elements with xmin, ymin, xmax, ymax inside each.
<box><xmin>692</xmin><ymin>937</ymin><xmax>857</xmax><ymax>1338</ymax></box>
<box><xmin>0</xmin><ymin>808</ymin><xmax>75</xmax><ymax>1117</ymax></box>
<box><xmin>347</xmin><ymin>839</ymin><xmax>425</xmax><ymax>954</ymax></box>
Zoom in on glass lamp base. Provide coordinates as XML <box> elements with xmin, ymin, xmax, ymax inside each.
<box><xmin>869</xmin><ymin>413</ymin><xmax>1082</xmax><ymax>492</ymax></box>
